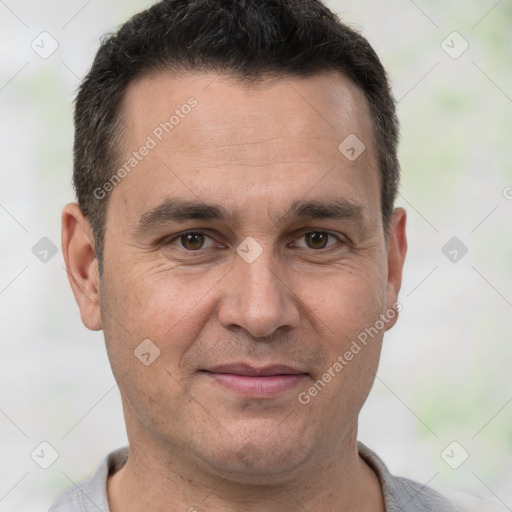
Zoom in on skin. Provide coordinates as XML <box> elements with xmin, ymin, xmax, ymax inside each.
<box><xmin>62</xmin><ymin>70</ymin><xmax>407</xmax><ymax>512</ymax></box>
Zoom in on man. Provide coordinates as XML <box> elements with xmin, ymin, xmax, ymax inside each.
<box><xmin>51</xmin><ymin>0</ymin><xmax>458</xmax><ymax>510</ymax></box>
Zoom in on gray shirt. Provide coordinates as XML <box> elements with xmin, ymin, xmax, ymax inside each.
<box><xmin>48</xmin><ymin>442</ymin><xmax>457</xmax><ymax>511</ymax></box>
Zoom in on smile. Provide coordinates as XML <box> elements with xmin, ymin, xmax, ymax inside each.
<box><xmin>203</xmin><ymin>372</ymin><xmax>307</xmax><ymax>397</ymax></box>
<box><xmin>201</xmin><ymin>363</ymin><xmax>308</xmax><ymax>398</ymax></box>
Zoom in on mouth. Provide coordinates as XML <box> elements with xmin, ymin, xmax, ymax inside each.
<box><xmin>200</xmin><ymin>363</ymin><xmax>309</xmax><ymax>398</ymax></box>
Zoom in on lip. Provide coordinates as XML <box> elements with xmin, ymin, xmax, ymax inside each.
<box><xmin>206</xmin><ymin>363</ymin><xmax>305</xmax><ymax>376</ymax></box>
<box><xmin>201</xmin><ymin>363</ymin><xmax>308</xmax><ymax>398</ymax></box>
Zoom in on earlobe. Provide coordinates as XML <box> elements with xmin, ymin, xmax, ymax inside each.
<box><xmin>61</xmin><ymin>203</ymin><xmax>102</xmax><ymax>331</ymax></box>
<box><xmin>385</xmin><ymin>207</ymin><xmax>407</xmax><ymax>330</ymax></box>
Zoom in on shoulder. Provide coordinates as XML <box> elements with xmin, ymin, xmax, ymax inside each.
<box><xmin>387</xmin><ymin>474</ymin><xmax>459</xmax><ymax>511</ymax></box>
<box><xmin>47</xmin><ymin>447</ymin><xmax>128</xmax><ymax>512</ymax></box>
<box><xmin>47</xmin><ymin>475</ymin><xmax>106</xmax><ymax>512</ymax></box>
<box><xmin>358</xmin><ymin>442</ymin><xmax>508</xmax><ymax>512</ymax></box>
<box><xmin>358</xmin><ymin>442</ymin><xmax>457</xmax><ymax>512</ymax></box>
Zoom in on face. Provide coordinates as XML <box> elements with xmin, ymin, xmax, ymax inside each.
<box><xmin>64</xmin><ymin>70</ymin><xmax>407</xmax><ymax>483</ymax></box>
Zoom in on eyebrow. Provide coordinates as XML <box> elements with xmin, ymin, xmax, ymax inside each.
<box><xmin>134</xmin><ymin>197</ymin><xmax>365</xmax><ymax>235</ymax></box>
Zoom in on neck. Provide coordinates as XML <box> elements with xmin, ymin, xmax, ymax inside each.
<box><xmin>107</xmin><ymin>430</ymin><xmax>384</xmax><ymax>512</ymax></box>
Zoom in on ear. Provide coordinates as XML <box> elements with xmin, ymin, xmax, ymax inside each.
<box><xmin>384</xmin><ymin>207</ymin><xmax>407</xmax><ymax>330</ymax></box>
<box><xmin>61</xmin><ymin>203</ymin><xmax>102</xmax><ymax>331</ymax></box>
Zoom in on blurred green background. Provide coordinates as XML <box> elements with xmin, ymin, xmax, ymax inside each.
<box><xmin>0</xmin><ymin>1</ymin><xmax>510</xmax><ymax>510</ymax></box>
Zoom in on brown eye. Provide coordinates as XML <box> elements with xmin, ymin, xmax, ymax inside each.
<box><xmin>166</xmin><ymin>230</ymin><xmax>219</xmax><ymax>252</ymax></box>
<box><xmin>304</xmin><ymin>232</ymin><xmax>329</xmax><ymax>249</ymax></box>
<box><xmin>180</xmin><ymin>232</ymin><xmax>205</xmax><ymax>250</ymax></box>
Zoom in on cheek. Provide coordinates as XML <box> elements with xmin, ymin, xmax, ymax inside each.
<box><xmin>301</xmin><ymin>262</ymin><xmax>387</xmax><ymax>341</ymax></box>
<box><xmin>294</xmin><ymin>268</ymin><xmax>386</xmax><ymax>434</ymax></box>
<box><xmin>99</xmin><ymin>266</ymin><xmax>219</xmax><ymax>429</ymax></box>
<box><xmin>298</xmin><ymin>262</ymin><xmax>386</xmax><ymax>385</ymax></box>
<box><xmin>100</xmin><ymin>262</ymin><xmax>224</xmax><ymax>367</ymax></box>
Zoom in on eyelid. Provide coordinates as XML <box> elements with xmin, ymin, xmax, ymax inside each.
<box><xmin>290</xmin><ymin>230</ymin><xmax>344</xmax><ymax>249</ymax></box>
<box><xmin>165</xmin><ymin>229</ymin><xmax>220</xmax><ymax>249</ymax></box>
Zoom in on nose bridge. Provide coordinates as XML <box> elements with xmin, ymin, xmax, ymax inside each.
<box><xmin>241</xmin><ymin>251</ymin><xmax>282</xmax><ymax>303</ymax></box>
<box><xmin>217</xmin><ymin>240</ymin><xmax>300</xmax><ymax>338</ymax></box>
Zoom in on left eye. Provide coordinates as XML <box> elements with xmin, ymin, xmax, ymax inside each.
<box><xmin>294</xmin><ymin>231</ymin><xmax>340</xmax><ymax>250</ymax></box>
<box><xmin>171</xmin><ymin>232</ymin><xmax>217</xmax><ymax>251</ymax></box>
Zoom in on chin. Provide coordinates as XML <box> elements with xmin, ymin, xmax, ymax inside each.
<box><xmin>198</xmin><ymin>427</ymin><xmax>312</xmax><ymax>483</ymax></box>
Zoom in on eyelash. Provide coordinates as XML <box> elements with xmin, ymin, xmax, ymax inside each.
<box><xmin>164</xmin><ymin>229</ymin><xmax>344</xmax><ymax>251</ymax></box>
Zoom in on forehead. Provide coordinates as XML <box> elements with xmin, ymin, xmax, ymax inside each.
<box><xmin>111</xmin><ymin>70</ymin><xmax>381</xmax><ymax>229</ymax></box>
<box><xmin>121</xmin><ymin>70</ymin><xmax>372</xmax><ymax>149</ymax></box>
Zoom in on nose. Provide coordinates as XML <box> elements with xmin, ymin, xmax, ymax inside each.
<box><xmin>217</xmin><ymin>246</ymin><xmax>300</xmax><ymax>339</ymax></box>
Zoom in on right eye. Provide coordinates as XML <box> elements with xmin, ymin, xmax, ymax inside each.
<box><xmin>165</xmin><ymin>231</ymin><xmax>216</xmax><ymax>251</ymax></box>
